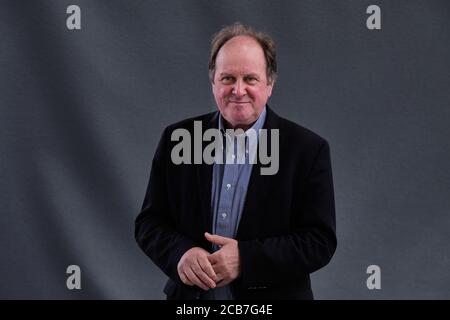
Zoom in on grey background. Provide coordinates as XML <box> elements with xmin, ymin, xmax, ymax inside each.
<box><xmin>1</xmin><ymin>0</ymin><xmax>449</xmax><ymax>299</ymax></box>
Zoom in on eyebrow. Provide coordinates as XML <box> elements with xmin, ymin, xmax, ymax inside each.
<box><xmin>218</xmin><ymin>72</ymin><xmax>260</xmax><ymax>78</ymax></box>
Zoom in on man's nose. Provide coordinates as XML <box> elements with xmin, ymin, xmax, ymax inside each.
<box><xmin>232</xmin><ymin>79</ymin><xmax>247</xmax><ymax>97</ymax></box>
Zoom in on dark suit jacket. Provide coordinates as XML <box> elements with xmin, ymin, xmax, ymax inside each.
<box><xmin>135</xmin><ymin>106</ymin><xmax>337</xmax><ymax>300</ymax></box>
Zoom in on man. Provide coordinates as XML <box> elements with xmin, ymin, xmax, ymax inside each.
<box><xmin>135</xmin><ymin>23</ymin><xmax>336</xmax><ymax>300</ymax></box>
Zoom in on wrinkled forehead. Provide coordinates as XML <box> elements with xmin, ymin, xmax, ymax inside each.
<box><xmin>215</xmin><ymin>37</ymin><xmax>267</xmax><ymax>75</ymax></box>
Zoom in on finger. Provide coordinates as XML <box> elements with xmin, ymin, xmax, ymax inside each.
<box><xmin>184</xmin><ymin>267</ymin><xmax>210</xmax><ymax>291</ymax></box>
<box><xmin>192</xmin><ymin>261</ymin><xmax>216</xmax><ymax>289</ymax></box>
<box><xmin>180</xmin><ymin>271</ymin><xmax>194</xmax><ymax>286</ymax></box>
<box><xmin>208</xmin><ymin>250</ymin><xmax>225</xmax><ymax>265</ymax></box>
<box><xmin>198</xmin><ymin>257</ymin><xmax>218</xmax><ymax>283</ymax></box>
<box><xmin>178</xmin><ymin>272</ymin><xmax>191</xmax><ymax>286</ymax></box>
<box><xmin>214</xmin><ymin>272</ymin><xmax>225</xmax><ymax>283</ymax></box>
<box><xmin>213</xmin><ymin>269</ymin><xmax>231</xmax><ymax>288</ymax></box>
<box><xmin>204</xmin><ymin>232</ymin><xmax>230</xmax><ymax>246</ymax></box>
<box><xmin>216</xmin><ymin>278</ymin><xmax>231</xmax><ymax>288</ymax></box>
<box><xmin>208</xmin><ymin>252</ymin><xmax>228</xmax><ymax>267</ymax></box>
<box><xmin>209</xmin><ymin>260</ymin><xmax>226</xmax><ymax>283</ymax></box>
<box><xmin>211</xmin><ymin>268</ymin><xmax>229</xmax><ymax>288</ymax></box>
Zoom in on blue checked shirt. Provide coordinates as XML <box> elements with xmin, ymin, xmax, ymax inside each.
<box><xmin>207</xmin><ymin>107</ymin><xmax>266</xmax><ymax>300</ymax></box>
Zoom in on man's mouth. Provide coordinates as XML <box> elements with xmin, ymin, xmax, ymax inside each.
<box><xmin>229</xmin><ymin>101</ymin><xmax>250</xmax><ymax>104</ymax></box>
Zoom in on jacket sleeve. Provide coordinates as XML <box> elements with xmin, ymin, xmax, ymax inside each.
<box><xmin>238</xmin><ymin>140</ymin><xmax>337</xmax><ymax>288</ymax></box>
<box><xmin>134</xmin><ymin>127</ymin><xmax>197</xmax><ymax>285</ymax></box>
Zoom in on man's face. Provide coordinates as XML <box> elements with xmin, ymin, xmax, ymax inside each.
<box><xmin>212</xmin><ymin>36</ymin><xmax>274</xmax><ymax>130</ymax></box>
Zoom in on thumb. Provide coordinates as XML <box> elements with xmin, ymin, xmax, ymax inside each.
<box><xmin>205</xmin><ymin>232</ymin><xmax>231</xmax><ymax>246</ymax></box>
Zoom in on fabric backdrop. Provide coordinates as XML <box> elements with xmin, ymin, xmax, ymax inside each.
<box><xmin>1</xmin><ymin>0</ymin><xmax>449</xmax><ymax>299</ymax></box>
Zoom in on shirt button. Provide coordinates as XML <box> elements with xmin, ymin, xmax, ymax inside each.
<box><xmin>231</xmin><ymin>154</ymin><xmax>236</xmax><ymax>160</ymax></box>
<box><xmin>221</xmin><ymin>212</ymin><xmax>227</xmax><ymax>219</ymax></box>
<box><xmin>226</xmin><ymin>184</ymin><xmax>231</xmax><ymax>189</ymax></box>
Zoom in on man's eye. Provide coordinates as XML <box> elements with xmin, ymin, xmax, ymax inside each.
<box><xmin>246</xmin><ymin>77</ymin><xmax>258</xmax><ymax>83</ymax></box>
<box><xmin>221</xmin><ymin>77</ymin><xmax>234</xmax><ymax>83</ymax></box>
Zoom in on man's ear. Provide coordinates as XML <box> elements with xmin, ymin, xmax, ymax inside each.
<box><xmin>267</xmin><ymin>81</ymin><xmax>275</xmax><ymax>97</ymax></box>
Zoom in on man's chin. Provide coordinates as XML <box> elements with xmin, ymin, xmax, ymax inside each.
<box><xmin>228</xmin><ymin>102</ymin><xmax>252</xmax><ymax>110</ymax></box>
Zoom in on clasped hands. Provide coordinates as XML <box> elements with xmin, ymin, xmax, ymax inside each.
<box><xmin>177</xmin><ymin>232</ymin><xmax>240</xmax><ymax>291</ymax></box>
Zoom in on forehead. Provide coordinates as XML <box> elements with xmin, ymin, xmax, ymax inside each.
<box><xmin>215</xmin><ymin>36</ymin><xmax>266</xmax><ymax>74</ymax></box>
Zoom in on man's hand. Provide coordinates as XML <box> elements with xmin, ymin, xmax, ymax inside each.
<box><xmin>205</xmin><ymin>232</ymin><xmax>241</xmax><ymax>287</ymax></box>
<box><xmin>177</xmin><ymin>247</ymin><xmax>218</xmax><ymax>291</ymax></box>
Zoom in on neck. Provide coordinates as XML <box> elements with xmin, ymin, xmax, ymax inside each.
<box><xmin>222</xmin><ymin>119</ymin><xmax>255</xmax><ymax>132</ymax></box>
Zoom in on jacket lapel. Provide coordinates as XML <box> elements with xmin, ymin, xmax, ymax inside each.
<box><xmin>196</xmin><ymin>111</ymin><xmax>218</xmax><ymax>234</ymax></box>
<box><xmin>236</xmin><ymin>106</ymin><xmax>281</xmax><ymax>239</ymax></box>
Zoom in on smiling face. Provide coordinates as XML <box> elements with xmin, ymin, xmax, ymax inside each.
<box><xmin>212</xmin><ymin>36</ymin><xmax>274</xmax><ymax>130</ymax></box>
